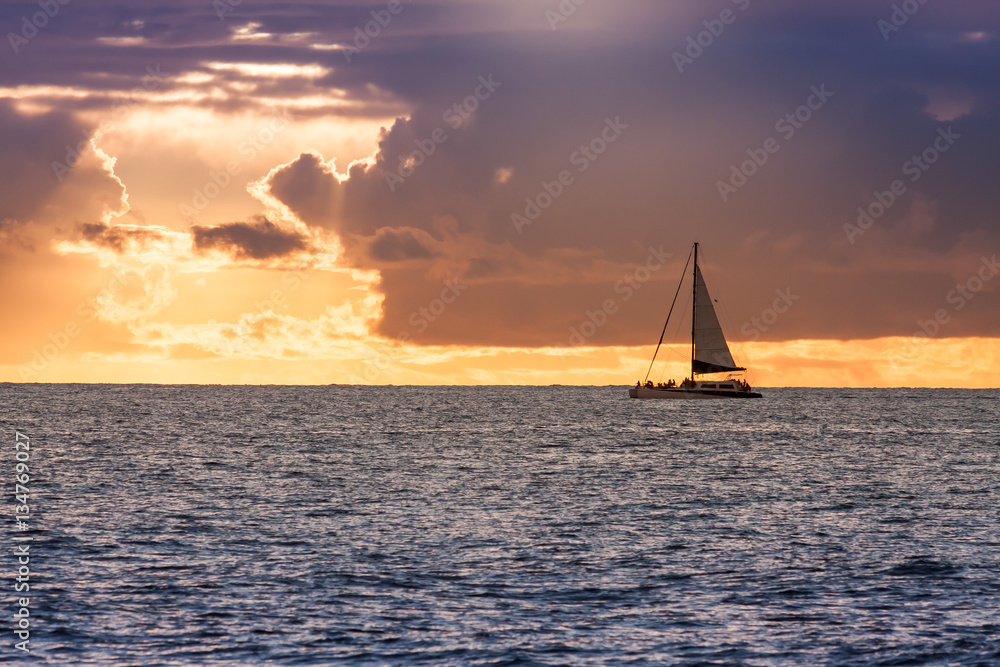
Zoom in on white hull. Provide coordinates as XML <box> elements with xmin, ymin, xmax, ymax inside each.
<box><xmin>628</xmin><ymin>386</ymin><xmax>761</xmax><ymax>400</ymax></box>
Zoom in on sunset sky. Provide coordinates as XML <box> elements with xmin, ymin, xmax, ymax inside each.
<box><xmin>1</xmin><ymin>0</ymin><xmax>998</xmax><ymax>386</ymax></box>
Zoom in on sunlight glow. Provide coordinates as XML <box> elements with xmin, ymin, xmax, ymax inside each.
<box><xmin>203</xmin><ymin>62</ymin><xmax>332</xmax><ymax>79</ymax></box>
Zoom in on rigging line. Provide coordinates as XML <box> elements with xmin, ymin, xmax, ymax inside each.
<box><xmin>657</xmin><ymin>287</ymin><xmax>691</xmax><ymax>382</ymax></box>
<box><xmin>643</xmin><ymin>246</ymin><xmax>693</xmax><ymax>383</ymax></box>
<box><xmin>648</xmin><ymin>285</ymin><xmax>690</xmax><ymax>384</ymax></box>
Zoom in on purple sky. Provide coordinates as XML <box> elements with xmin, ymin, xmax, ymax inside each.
<box><xmin>2</xmin><ymin>0</ymin><xmax>998</xmax><ymax>349</ymax></box>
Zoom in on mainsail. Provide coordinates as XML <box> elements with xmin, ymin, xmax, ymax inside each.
<box><xmin>635</xmin><ymin>242</ymin><xmax>761</xmax><ymax>399</ymax></box>
<box><xmin>692</xmin><ymin>265</ymin><xmax>744</xmax><ymax>374</ymax></box>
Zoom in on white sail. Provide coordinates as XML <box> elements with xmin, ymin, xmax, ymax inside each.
<box><xmin>693</xmin><ymin>265</ymin><xmax>742</xmax><ymax>374</ymax></box>
<box><xmin>630</xmin><ymin>242</ymin><xmax>760</xmax><ymax>399</ymax></box>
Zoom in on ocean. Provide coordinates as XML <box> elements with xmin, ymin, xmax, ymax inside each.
<box><xmin>2</xmin><ymin>385</ymin><xmax>999</xmax><ymax>665</ymax></box>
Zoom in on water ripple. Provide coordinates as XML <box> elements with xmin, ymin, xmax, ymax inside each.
<box><xmin>1</xmin><ymin>385</ymin><xmax>998</xmax><ymax>665</ymax></box>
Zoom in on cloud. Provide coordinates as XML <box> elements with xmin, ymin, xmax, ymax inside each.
<box><xmin>0</xmin><ymin>218</ymin><xmax>36</xmax><ymax>253</ymax></box>
<box><xmin>0</xmin><ymin>101</ymin><xmax>131</xmax><ymax>261</ymax></box>
<box><xmin>190</xmin><ymin>216</ymin><xmax>311</xmax><ymax>260</ymax></box>
<box><xmin>251</xmin><ymin>4</ymin><xmax>1000</xmax><ymax>346</ymax></box>
<box><xmin>80</xmin><ymin>222</ymin><xmax>168</xmax><ymax>253</ymax></box>
<box><xmin>263</xmin><ymin>152</ymin><xmax>344</xmax><ymax>230</ymax></box>
<box><xmin>3</xmin><ymin>0</ymin><xmax>1000</xmax><ymax>354</ymax></box>
<box><xmin>0</xmin><ymin>100</ymin><xmax>89</xmax><ymax>223</ymax></box>
<box><xmin>92</xmin><ymin>262</ymin><xmax>178</xmax><ymax>325</ymax></box>
<box><xmin>367</xmin><ymin>227</ymin><xmax>438</xmax><ymax>262</ymax></box>
<box><xmin>136</xmin><ymin>296</ymin><xmax>384</xmax><ymax>362</ymax></box>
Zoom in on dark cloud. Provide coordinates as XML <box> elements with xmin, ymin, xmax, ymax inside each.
<box><xmin>255</xmin><ymin>4</ymin><xmax>1000</xmax><ymax>345</ymax></box>
<box><xmin>0</xmin><ymin>101</ymin><xmax>86</xmax><ymax>223</ymax></box>
<box><xmin>190</xmin><ymin>216</ymin><xmax>310</xmax><ymax>260</ymax></box>
<box><xmin>0</xmin><ymin>218</ymin><xmax>35</xmax><ymax>253</ymax></box>
<box><xmin>0</xmin><ymin>101</ymin><xmax>128</xmax><ymax>252</ymax></box>
<box><xmin>368</xmin><ymin>227</ymin><xmax>438</xmax><ymax>262</ymax></box>
<box><xmin>80</xmin><ymin>222</ymin><xmax>166</xmax><ymax>253</ymax></box>
<box><xmin>265</xmin><ymin>153</ymin><xmax>342</xmax><ymax>230</ymax></box>
<box><xmin>3</xmin><ymin>1</ymin><xmax>1000</xmax><ymax>345</ymax></box>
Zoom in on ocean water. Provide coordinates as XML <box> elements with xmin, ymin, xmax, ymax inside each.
<box><xmin>3</xmin><ymin>385</ymin><xmax>1000</xmax><ymax>666</ymax></box>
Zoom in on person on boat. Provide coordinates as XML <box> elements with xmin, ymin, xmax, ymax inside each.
<box><xmin>645</xmin><ymin>380</ymin><xmax>654</xmax><ymax>388</ymax></box>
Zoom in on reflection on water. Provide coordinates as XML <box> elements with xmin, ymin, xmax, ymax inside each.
<box><xmin>3</xmin><ymin>385</ymin><xmax>999</xmax><ymax>665</ymax></box>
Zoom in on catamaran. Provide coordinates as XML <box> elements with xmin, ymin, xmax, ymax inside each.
<box><xmin>629</xmin><ymin>242</ymin><xmax>761</xmax><ymax>399</ymax></box>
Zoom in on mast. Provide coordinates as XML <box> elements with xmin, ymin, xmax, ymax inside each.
<box><xmin>691</xmin><ymin>242</ymin><xmax>698</xmax><ymax>379</ymax></box>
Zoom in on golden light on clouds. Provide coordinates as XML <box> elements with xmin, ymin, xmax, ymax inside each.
<box><xmin>2</xmin><ymin>1</ymin><xmax>997</xmax><ymax>387</ymax></box>
<box><xmin>6</xmin><ymin>327</ymin><xmax>1000</xmax><ymax>386</ymax></box>
<box><xmin>95</xmin><ymin>36</ymin><xmax>148</xmax><ymax>47</ymax></box>
<box><xmin>203</xmin><ymin>61</ymin><xmax>332</xmax><ymax>79</ymax></box>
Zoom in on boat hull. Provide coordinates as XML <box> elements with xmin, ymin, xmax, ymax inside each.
<box><xmin>628</xmin><ymin>387</ymin><xmax>762</xmax><ymax>400</ymax></box>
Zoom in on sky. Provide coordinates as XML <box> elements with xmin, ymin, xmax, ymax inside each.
<box><xmin>1</xmin><ymin>0</ymin><xmax>998</xmax><ymax>386</ymax></box>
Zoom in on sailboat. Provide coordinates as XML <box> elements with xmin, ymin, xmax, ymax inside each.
<box><xmin>629</xmin><ymin>242</ymin><xmax>761</xmax><ymax>399</ymax></box>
